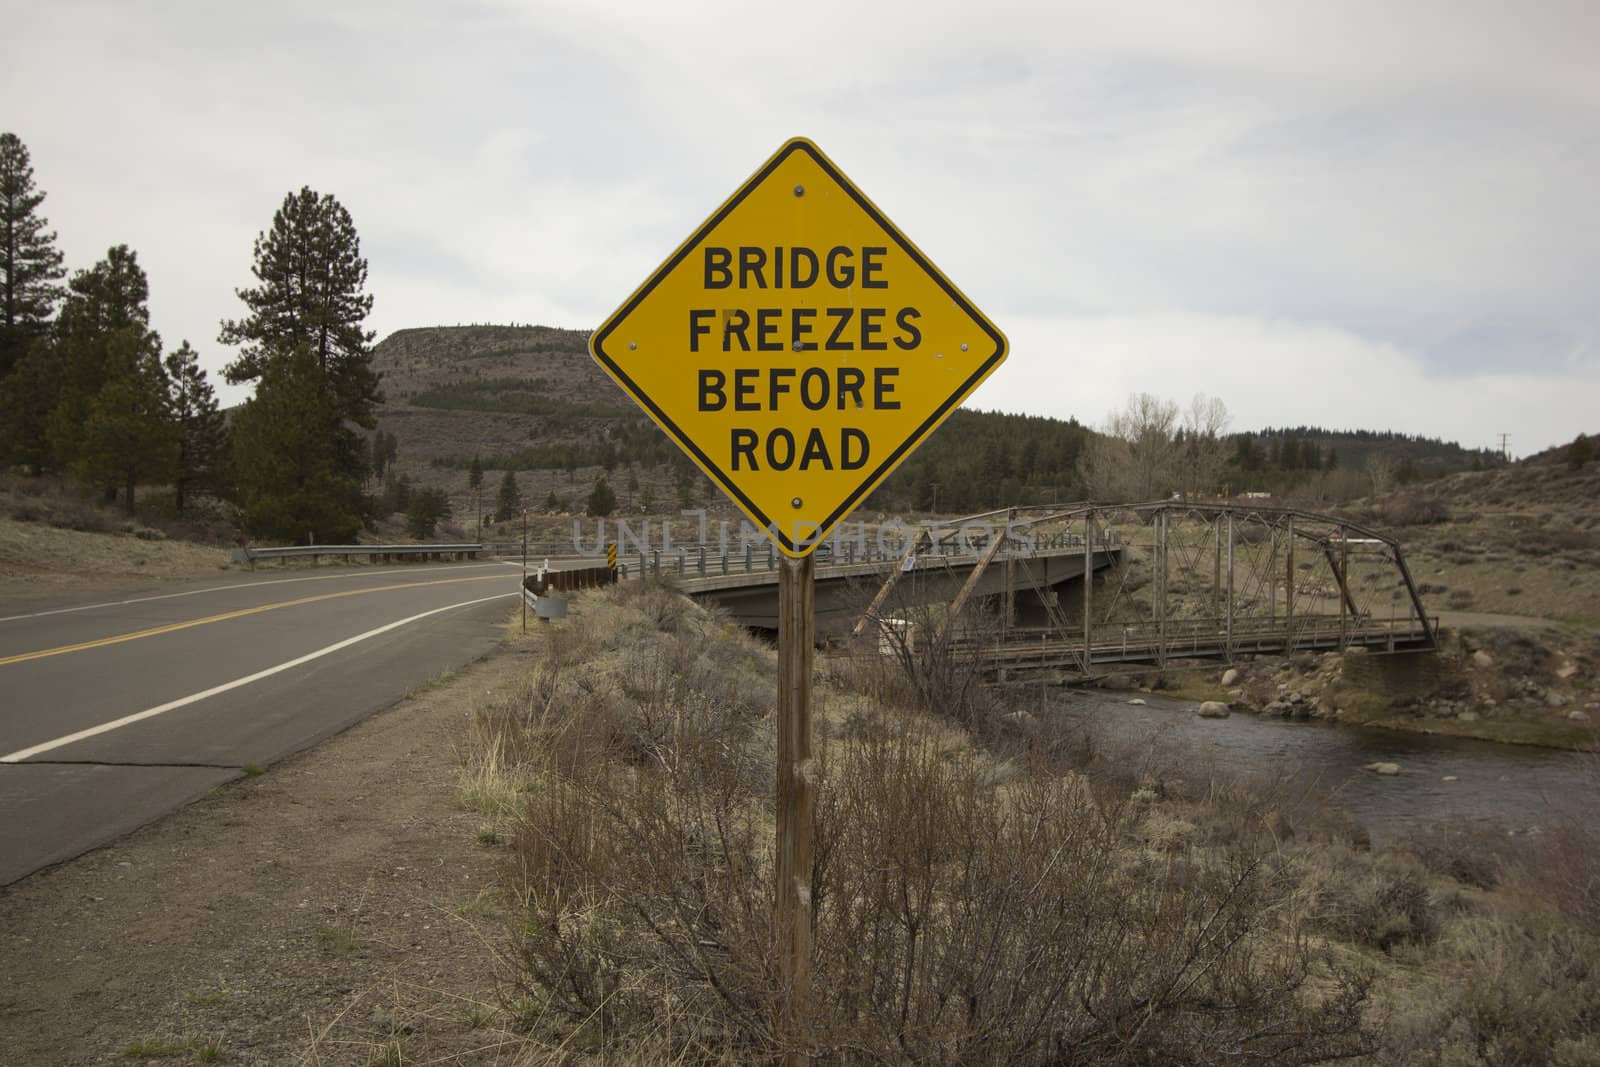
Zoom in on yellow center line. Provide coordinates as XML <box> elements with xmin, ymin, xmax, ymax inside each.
<box><xmin>0</xmin><ymin>573</ymin><xmax>511</xmax><ymax>668</ymax></box>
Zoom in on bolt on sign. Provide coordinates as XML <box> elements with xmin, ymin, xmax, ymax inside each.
<box><xmin>590</xmin><ymin>137</ymin><xmax>1007</xmax><ymax>557</ymax></box>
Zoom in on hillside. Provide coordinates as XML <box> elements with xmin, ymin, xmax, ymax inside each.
<box><xmin>364</xmin><ymin>324</ymin><xmax>1550</xmax><ymax>541</ymax></box>
<box><xmin>364</xmin><ymin>326</ymin><xmax>1093</xmax><ymax>529</ymax></box>
<box><xmin>1347</xmin><ymin>440</ymin><xmax>1600</xmax><ymax>624</ymax></box>
<box><xmin>368</xmin><ymin>326</ymin><xmax>693</xmax><ymax>530</ymax></box>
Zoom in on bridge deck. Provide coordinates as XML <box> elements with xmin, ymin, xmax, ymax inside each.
<box><xmin>949</xmin><ymin>614</ymin><xmax>1434</xmax><ymax>677</ymax></box>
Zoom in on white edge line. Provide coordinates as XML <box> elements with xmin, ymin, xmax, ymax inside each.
<box><xmin>0</xmin><ymin>561</ymin><xmax>518</xmax><ymax>625</ymax></box>
<box><xmin>0</xmin><ymin>591</ymin><xmax>518</xmax><ymax>764</ymax></box>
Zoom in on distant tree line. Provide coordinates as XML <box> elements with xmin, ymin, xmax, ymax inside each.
<box><xmin>0</xmin><ymin>135</ymin><xmax>226</xmax><ymax>513</ymax></box>
<box><xmin>0</xmin><ymin>131</ymin><xmax>402</xmax><ymax>544</ymax></box>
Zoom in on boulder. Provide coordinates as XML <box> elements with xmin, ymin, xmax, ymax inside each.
<box><xmin>1220</xmin><ymin>668</ymin><xmax>1240</xmax><ymax>687</ymax></box>
<box><xmin>1442</xmin><ymin>775</ymin><xmax>1458</xmax><ymax>782</ymax></box>
<box><xmin>1364</xmin><ymin>762</ymin><xmax>1402</xmax><ymax>776</ymax></box>
<box><xmin>1197</xmin><ymin>701</ymin><xmax>1230</xmax><ymax>719</ymax></box>
<box><xmin>1458</xmin><ymin>710</ymin><xmax>1480</xmax><ymax>723</ymax></box>
<box><xmin>1471</xmin><ymin>650</ymin><xmax>1494</xmax><ymax>669</ymax></box>
<box><xmin>1127</xmin><ymin>698</ymin><xmax>1147</xmax><ymax>706</ymax></box>
<box><xmin>1546</xmin><ymin>690</ymin><xmax>1570</xmax><ymax>709</ymax></box>
<box><xmin>1568</xmin><ymin>710</ymin><xmax>1592</xmax><ymax>723</ymax></box>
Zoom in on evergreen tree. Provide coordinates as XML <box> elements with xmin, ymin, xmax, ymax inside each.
<box><xmin>219</xmin><ymin>186</ymin><xmax>381</xmax><ymax>435</ymax></box>
<box><xmin>164</xmin><ymin>340</ymin><xmax>228</xmax><ymax>513</ymax></box>
<box><xmin>468</xmin><ymin>453</ymin><xmax>483</xmax><ymax>491</ymax></box>
<box><xmin>1568</xmin><ymin>434</ymin><xmax>1593</xmax><ymax>471</ymax></box>
<box><xmin>73</xmin><ymin>329</ymin><xmax>175</xmax><ymax>513</ymax></box>
<box><xmin>586</xmin><ymin>474</ymin><xmax>617</xmax><ymax>518</ymax></box>
<box><xmin>48</xmin><ymin>246</ymin><xmax>161</xmax><ymax>485</ymax></box>
<box><xmin>406</xmin><ymin>487</ymin><xmax>452</xmax><ymax>539</ymax></box>
<box><xmin>544</xmin><ymin>489</ymin><xmax>562</xmax><ymax>513</ymax></box>
<box><xmin>368</xmin><ymin>429</ymin><xmax>398</xmax><ymax>480</ymax></box>
<box><xmin>494</xmin><ymin>470</ymin><xmax>521</xmax><ymax>522</ymax></box>
<box><xmin>0</xmin><ymin>133</ymin><xmax>66</xmax><ymax>379</ymax></box>
<box><xmin>229</xmin><ymin>345</ymin><xmax>363</xmax><ymax>543</ymax></box>
<box><xmin>0</xmin><ymin>338</ymin><xmax>59</xmax><ymax>472</ymax></box>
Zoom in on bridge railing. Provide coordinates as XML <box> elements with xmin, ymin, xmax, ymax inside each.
<box><xmin>945</xmin><ymin>611</ymin><xmax>1437</xmax><ymax>665</ymax></box>
<box><xmin>231</xmin><ymin>543</ymin><xmax>484</xmax><ymax>566</ymax></box>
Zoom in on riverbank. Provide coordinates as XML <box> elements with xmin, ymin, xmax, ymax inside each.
<box><xmin>1149</xmin><ymin>621</ymin><xmax>1599</xmax><ymax>752</ymax></box>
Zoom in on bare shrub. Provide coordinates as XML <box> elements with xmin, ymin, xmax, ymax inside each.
<box><xmin>1381</xmin><ymin>910</ymin><xmax>1600</xmax><ymax>1066</ymax></box>
<box><xmin>1303</xmin><ymin>849</ymin><xmax>1441</xmax><ymax>951</ymax></box>
<box><xmin>490</xmin><ymin>586</ymin><xmax>1376</xmax><ymax>1064</ymax></box>
<box><xmin>872</xmin><ymin>602</ymin><xmax>999</xmax><ymax>734</ymax></box>
<box><xmin>1379</xmin><ymin>494</ymin><xmax>1452</xmax><ymax>527</ymax></box>
<box><xmin>1393</xmin><ymin>820</ymin><xmax>1512</xmax><ymax>891</ymax></box>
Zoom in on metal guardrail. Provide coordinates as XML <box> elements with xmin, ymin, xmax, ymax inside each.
<box><xmin>231</xmin><ymin>543</ymin><xmax>484</xmax><ymax>565</ymax></box>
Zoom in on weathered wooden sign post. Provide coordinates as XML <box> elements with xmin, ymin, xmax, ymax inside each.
<box><xmin>590</xmin><ymin>137</ymin><xmax>1006</xmax><ymax>1062</ymax></box>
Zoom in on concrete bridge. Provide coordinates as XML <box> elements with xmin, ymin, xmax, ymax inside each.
<box><xmin>676</xmin><ymin>541</ymin><xmax>1123</xmax><ymax>635</ymax></box>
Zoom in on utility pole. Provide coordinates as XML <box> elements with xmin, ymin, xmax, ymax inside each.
<box><xmin>1498</xmin><ymin>433</ymin><xmax>1511</xmax><ymax>462</ymax></box>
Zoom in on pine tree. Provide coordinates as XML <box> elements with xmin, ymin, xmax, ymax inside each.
<box><xmin>586</xmin><ymin>475</ymin><xmax>617</xmax><ymax>518</ymax></box>
<box><xmin>494</xmin><ymin>470</ymin><xmax>521</xmax><ymax>522</ymax></box>
<box><xmin>0</xmin><ymin>133</ymin><xmax>66</xmax><ymax>379</ymax></box>
<box><xmin>406</xmin><ymin>487</ymin><xmax>452</xmax><ymax>539</ymax></box>
<box><xmin>468</xmin><ymin>453</ymin><xmax>483</xmax><ymax>491</ymax></box>
<box><xmin>74</xmin><ymin>330</ymin><xmax>175</xmax><ymax>513</ymax></box>
<box><xmin>0</xmin><ymin>337</ymin><xmax>60</xmax><ymax>473</ymax></box>
<box><xmin>48</xmin><ymin>246</ymin><xmax>161</xmax><ymax>485</ymax></box>
<box><xmin>1568</xmin><ymin>434</ymin><xmax>1593</xmax><ymax>471</ymax></box>
<box><xmin>219</xmin><ymin>187</ymin><xmax>381</xmax><ymax>434</ymax></box>
<box><xmin>229</xmin><ymin>345</ymin><xmax>364</xmax><ymax>543</ymax></box>
<box><xmin>164</xmin><ymin>340</ymin><xmax>228</xmax><ymax>513</ymax></box>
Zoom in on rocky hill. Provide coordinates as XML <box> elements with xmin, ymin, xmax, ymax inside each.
<box><xmin>368</xmin><ymin>326</ymin><xmax>700</xmax><ymax>529</ymax></box>
<box><xmin>1340</xmin><ymin>438</ymin><xmax>1600</xmax><ymax>625</ymax></box>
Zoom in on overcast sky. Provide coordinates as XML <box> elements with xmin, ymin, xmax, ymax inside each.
<box><xmin>6</xmin><ymin>0</ymin><xmax>1596</xmax><ymax>455</ymax></box>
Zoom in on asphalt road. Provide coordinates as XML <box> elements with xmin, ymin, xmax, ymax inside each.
<box><xmin>0</xmin><ymin>560</ymin><xmax>524</xmax><ymax>885</ymax></box>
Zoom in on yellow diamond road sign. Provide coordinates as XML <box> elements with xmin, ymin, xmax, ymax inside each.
<box><xmin>590</xmin><ymin>137</ymin><xmax>1007</xmax><ymax>557</ymax></box>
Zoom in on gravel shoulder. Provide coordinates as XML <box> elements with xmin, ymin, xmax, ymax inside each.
<box><xmin>0</xmin><ymin>637</ymin><xmax>537</xmax><ymax>1066</ymax></box>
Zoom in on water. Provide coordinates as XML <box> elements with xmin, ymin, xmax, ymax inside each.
<box><xmin>1051</xmin><ymin>690</ymin><xmax>1596</xmax><ymax>845</ymax></box>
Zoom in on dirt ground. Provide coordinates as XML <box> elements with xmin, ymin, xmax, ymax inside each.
<box><xmin>0</xmin><ymin>640</ymin><xmax>539</xmax><ymax>1066</ymax></box>
<box><xmin>0</xmin><ymin>518</ymin><xmax>236</xmax><ymax>608</ymax></box>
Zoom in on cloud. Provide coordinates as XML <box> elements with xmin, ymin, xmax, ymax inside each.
<box><xmin>2</xmin><ymin>0</ymin><xmax>1594</xmax><ymax>448</ymax></box>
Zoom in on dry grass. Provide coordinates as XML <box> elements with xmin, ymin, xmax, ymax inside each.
<box><xmin>466</xmin><ymin>583</ymin><xmax>1384</xmax><ymax>1064</ymax></box>
<box><xmin>457</xmin><ymin>579</ymin><xmax>1600</xmax><ymax>1064</ymax></box>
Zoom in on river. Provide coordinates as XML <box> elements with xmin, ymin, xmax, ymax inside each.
<box><xmin>1052</xmin><ymin>690</ymin><xmax>1596</xmax><ymax>846</ymax></box>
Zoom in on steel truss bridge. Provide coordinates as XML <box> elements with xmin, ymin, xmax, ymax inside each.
<box><xmin>856</xmin><ymin>501</ymin><xmax>1438</xmax><ymax>679</ymax></box>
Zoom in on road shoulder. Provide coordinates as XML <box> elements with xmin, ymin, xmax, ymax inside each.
<box><xmin>0</xmin><ymin>637</ymin><xmax>536</xmax><ymax>1065</ymax></box>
